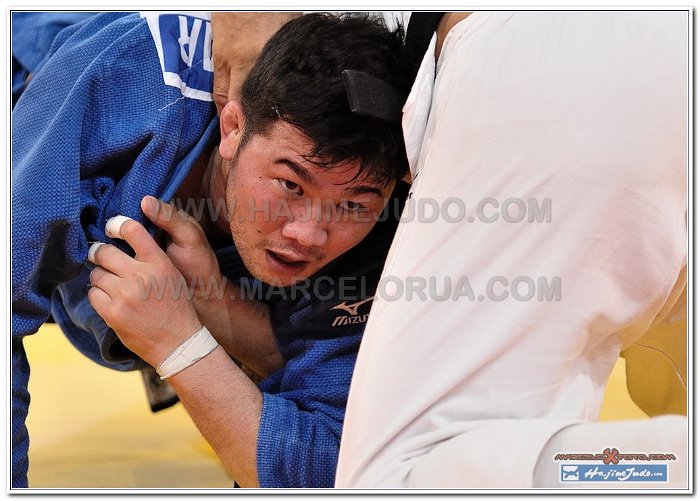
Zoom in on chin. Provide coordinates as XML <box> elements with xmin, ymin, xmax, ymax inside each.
<box><xmin>248</xmin><ymin>261</ymin><xmax>315</xmax><ymax>288</ymax></box>
<box><xmin>254</xmin><ymin>272</ymin><xmax>311</xmax><ymax>288</ymax></box>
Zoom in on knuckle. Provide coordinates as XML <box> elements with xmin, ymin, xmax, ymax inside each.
<box><xmin>111</xmin><ymin>296</ymin><xmax>126</xmax><ymax>312</ymax></box>
<box><xmin>121</xmin><ymin>220</ymin><xmax>139</xmax><ymax>237</ymax></box>
<box><xmin>87</xmin><ymin>286</ymin><xmax>98</xmax><ymax>304</ymax></box>
<box><xmin>90</xmin><ymin>266</ymin><xmax>105</xmax><ymax>283</ymax></box>
<box><xmin>102</xmin><ymin>306</ymin><xmax>120</xmax><ymax>329</ymax></box>
<box><xmin>163</xmin><ymin>202</ymin><xmax>175</xmax><ymax>220</ymax></box>
<box><xmin>183</xmin><ymin>230</ymin><xmax>204</xmax><ymax>247</ymax></box>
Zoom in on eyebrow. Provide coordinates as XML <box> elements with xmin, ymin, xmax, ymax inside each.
<box><xmin>346</xmin><ymin>185</ymin><xmax>384</xmax><ymax>198</ymax></box>
<box><xmin>278</xmin><ymin>159</ymin><xmax>385</xmax><ymax>198</ymax></box>
<box><xmin>278</xmin><ymin>160</ymin><xmax>317</xmax><ymax>186</ymax></box>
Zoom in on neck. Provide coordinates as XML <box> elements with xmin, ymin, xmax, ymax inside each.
<box><xmin>175</xmin><ymin>148</ymin><xmax>233</xmax><ymax>247</ymax></box>
<box><xmin>176</xmin><ymin>149</ymin><xmax>210</xmax><ymax>201</ymax></box>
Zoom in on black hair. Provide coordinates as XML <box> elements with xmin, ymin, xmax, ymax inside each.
<box><xmin>240</xmin><ymin>13</ymin><xmax>416</xmax><ymax>187</ymax></box>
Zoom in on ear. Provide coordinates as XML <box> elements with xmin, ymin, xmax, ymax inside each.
<box><xmin>218</xmin><ymin>100</ymin><xmax>245</xmax><ymax>160</ymax></box>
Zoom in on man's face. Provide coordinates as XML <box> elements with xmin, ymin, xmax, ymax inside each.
<box><xmin>224</xmin><ymin>120</ymin><xmax>395</xmax><ymax>287</ymax></box>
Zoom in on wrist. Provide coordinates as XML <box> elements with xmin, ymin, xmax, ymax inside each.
<box><xmin>146</xmin><ymin>318</ymin><xmax>204</xmax><ymax>366</ymax></box>
<box><xmin>156</xmin><ymin>325</ymin><xmax>219</xmax><ymax>379</ymax></box>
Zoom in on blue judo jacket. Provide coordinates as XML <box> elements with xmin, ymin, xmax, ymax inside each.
<box><xmin>12</xmin><ymin>11</ymin><xmax>400</xmax><ymax>489</ymax></box>
<box><xmin>12</xmin><ymin>11</ymin><xmax>217</xmax><ymax>487</ymax></box>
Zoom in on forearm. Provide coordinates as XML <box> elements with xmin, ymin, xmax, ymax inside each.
<box><xmin>167</xmin><ymin>345</ymin><xmax>263</xmax><ymax>487</ymax></box>
<box><xmin>170</xmin><ymin>343</ymin><xmax>348</xmax><ymax>488</ymax></box>
<box><xmin>213</xmin><ymin>12</ymin><xmax>301</xmax><ymax>45</ymax></box>
<box><xmin>193</xmin><ymin>279</ymin><xmax>283</xmax><ymax>378</ymax></box>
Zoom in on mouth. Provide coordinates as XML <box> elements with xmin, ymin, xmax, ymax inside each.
<box><xmin>265</xmin><ymin>249</ymin><xmax>311</xmax><ymax>272</ymax></box>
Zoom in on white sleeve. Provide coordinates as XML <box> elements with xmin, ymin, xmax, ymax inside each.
<box><xmin>336</xmin><ymin>11</ymin><xmax>688</xmax><ymax>488</ymax></box>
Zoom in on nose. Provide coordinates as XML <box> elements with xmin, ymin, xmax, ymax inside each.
<box><xmin>281</xmin><ymin>219</ymin><xmax>328</xmax><ymax>248</ymax></box>
<box><xmin>280</xmin><ymin>199</ymin><xmax>330</xmax><ymax>248</ymax></box>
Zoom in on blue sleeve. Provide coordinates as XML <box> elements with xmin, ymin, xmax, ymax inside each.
<box><xmin>13</xmin><ymin>12</ymin><xmax>145</xmax><ymax>340</ymax></box>
<box><xmin>11</xmin><ymin>338</ymin><xmax>30</xmax><ymax>488</ymax></box>
<box><xmin>11</xmin><ymin>12</ymin><xmax>97</xmax><ymax>104</ymax></box>
<box><xmin>256</xmin><ymin>329</ymin><xmax>363</xmax><ymax>488</ymax></box>
<box><xmin>11</xmin><ymin>12</ymin><xmax>215</xmax><ymax>487</ymax></box>
<box><xmin>12</xmin><ymin>11</ymin><xmax>214</xmax><ymax>342</ymax></box>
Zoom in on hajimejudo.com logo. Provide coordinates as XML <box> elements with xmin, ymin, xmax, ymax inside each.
<box><xmin>556</xmin><ymin>448</ymin><xmax>675</xmax><ymax>483</ymax></box>
<box><xmin>560</xmin><ymin>464</ymin><xmax>668</xmax><ymax>482</ymax></box>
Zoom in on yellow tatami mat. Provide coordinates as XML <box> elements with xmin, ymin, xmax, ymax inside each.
<box><xmin>599</xmin><ymin>359</ymin><xmax>647</xmax><ymax>422</ymax></box>
<box><xmin>25</xmin><ymin>323</ymin><xmax>232</xmax><ymax>488</ymax></box>
<box><xmin>25</xmin><ymin>322</ymin><xmax>646</xmax><ymax>488</ymax></box>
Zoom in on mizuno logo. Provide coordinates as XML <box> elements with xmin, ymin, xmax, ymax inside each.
<box><xmin>331</xmin><ymin>297</ymin><xmax>374</xmax><ymax>316</ymax></box>
<box><xmin>330</xmin><ymin>297</ymin><xmax>374</xmax><ymax>327</ymax></box>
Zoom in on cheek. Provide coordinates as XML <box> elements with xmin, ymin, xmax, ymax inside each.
<box><xmin>325</xmin><ymin>223</ymin><xmax>375</xmax><ymax>260</ymax></box>
<box><xmin>240</xmin><ymin>184</ymin><xmax>285</xmax><ymax>235</ymax></box>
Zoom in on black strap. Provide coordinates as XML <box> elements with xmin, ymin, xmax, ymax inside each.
<box><xmin>342</xmin><ymin>69</ymin><xmax>407</xmax><ymax>123</ymax></box>
<box><xmin>405</xmin><ymin>12</ymin><xmax>445</xmax><ymax>68</ymax></box>
<box><xmin>341</xmin><ymin>12</ymin><xmax>445</xmax><ymax>123</ymax></box>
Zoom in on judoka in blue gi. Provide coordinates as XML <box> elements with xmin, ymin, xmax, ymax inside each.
<box><xmin>12</xmin><ymin>12</ymin><xmax>414</xmax><ymax>487</ymax></box>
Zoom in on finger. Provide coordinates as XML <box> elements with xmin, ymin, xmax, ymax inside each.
<box><xmin>105</xmin><ymin>215</ymin><xmax>164</xmax><ymax>263</ymax></box>
<box><xmin>89</xmin><ymin>266</ymin><xmax>121</xmax><ymax>297</ymax></box>
<box><xmin>87</xmin><ymin>242</ymin><xmax>134</xmax><ymax>277</ymax></box>
<box><xmin>141</xmin><ymin>195</ymin><xmax>207</xmax><ymax>248</ymax></box>
<box><xmin>104</xmin><ymin>215</ymin><xmax>133</xmax><ymax>239</ymax></box>
<box><xmin>87</xmin><ymin>283</ymin><xmax>113</xmax><ymax>319</ymax></box>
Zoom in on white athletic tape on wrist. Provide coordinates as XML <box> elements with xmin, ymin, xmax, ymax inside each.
<box><xmin>105</xmin><ymin>215</ymin><xmax>134</xmax><ymax>239</ymax></box>
<box><xmin>156</xmin><ymin>326</ymin><xmax>219</xmax><ymax>380</ymax></box>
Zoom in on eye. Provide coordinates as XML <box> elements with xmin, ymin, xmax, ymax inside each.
<box><xmin>338</xmin><ymin>200</ymin><xmax>367</xmax><ymax>212</ymax></box>
<box><xmin>278</xmin><ymin>179</ymin><xmax>303</xmax><ymax>196</ymax></box>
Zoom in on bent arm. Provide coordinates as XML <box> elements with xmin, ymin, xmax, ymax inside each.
<box><xmin>192</xmin><ymin>279</ymin><xmax>283</xmax><ymax>378</ymax></box>
<box><xmin>88</xmin><ymin>217</ymin><xmax>352</xmax><ymax>487</ymax></box>
<box><xmin>161</xmin><ymin>343</ymin><xmax>351</xmax><ymax>488</ymax></box>
<box><xmin>211</xmin><ymin>12</ymin><xmax>301</xmax><ymax>113</ymax></box>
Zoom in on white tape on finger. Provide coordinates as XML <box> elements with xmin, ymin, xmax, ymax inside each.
<box><xmin>105</xmin><ymin>215</ymin><xmax>134</xmax><ymax>239</ymax></box>
<box><xmin>87</xmin><ymin>242</ymin><xmax>106</xmax><ymax>263</ymax></box>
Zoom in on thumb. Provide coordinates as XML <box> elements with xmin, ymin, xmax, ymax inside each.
<box><xmin>141</xmin><ymin>195</ymin><xmax>206</xmax><ymax>249</ymax></box>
